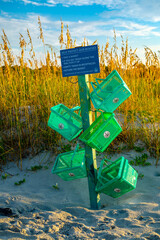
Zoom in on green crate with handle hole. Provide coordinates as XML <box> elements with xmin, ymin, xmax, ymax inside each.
<box><xmin>90</xmin><ymin>70</ymin><xmax>132</xmax><ymax>112</ymax></box>
<box><xmin>52</xmin><ymin>144</ymin><xmax>87</xmax><ymax>181</ymax></box>
<box><xmin>95</xmin><ymin>157</ymin><xmax>138</xmax><ymax>198</ymax></box>
<box><xmin>48</xmin><ymin>104</ymin><xmax>82</xmax><ymax>141</ymax></box>
<box><xmin>79</xmin><ymin>111</ymin><xmax>122</xmax><ymax>152</ymax></box>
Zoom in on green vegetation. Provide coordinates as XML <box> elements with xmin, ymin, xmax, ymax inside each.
<box><xmin>52</xmin><ymin>183</ymin><xmax>59</xmax><ymax>190</ymax></box>
<box><xmin>62</xmin><ymin>144</ymin><xmax>72</xmax><ymax>152</ymax></box>
<box><xmin>30</xmin><ymin>165</ymin><xmax>43</xmax><ymax>171</ymax></box>
<box><xmin>14</xmin><ymin>178</ymin><xmax>25</xmax><ymax>185</ymax></box>
<box><xmin>130</xmin><ymin>153</ymin><xmax>151</xmax><ymax>166</ymax></box>
<box><xmin>138</xmin><ymin>173</ymin><xmax>144</xmax><ymax>180</ymax></box>
<box><xmin>1</xmin><ymin>173</ymin><xmax>9</xmax><ymax>180</ymax></box>
<box><xmin>134</xmin><ymin>146</ymin><xmax>145</xmax><ymax>152</ymax></box>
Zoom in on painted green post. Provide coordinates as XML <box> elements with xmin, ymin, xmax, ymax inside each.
<box><xmin>78</xmin><ymin>74</ymin><xmax>100</xmax><ymax>210</ymax></box>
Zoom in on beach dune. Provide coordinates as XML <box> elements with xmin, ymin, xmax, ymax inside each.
<box><xmin>0</xmin><ymin>149</ymin><xmax>160</xmax><ymax>239</ymax></box>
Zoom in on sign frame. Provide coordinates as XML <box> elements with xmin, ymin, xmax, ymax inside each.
<box><xmin>60</xmin><ymin>45</ymin><xmax>100</xmax><ymax>77</ymax></box>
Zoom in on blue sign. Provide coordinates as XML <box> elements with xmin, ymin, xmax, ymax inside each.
<box><xmin>60</xmin><ymin>45</ymin><xmax>100</xmax><ymax>77</ymax></box>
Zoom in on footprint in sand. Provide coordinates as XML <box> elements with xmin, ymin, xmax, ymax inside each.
<box><xmin>108</xmin><ymin>209</ymin><xmax>129</xmax><ymax>218</ymax></box>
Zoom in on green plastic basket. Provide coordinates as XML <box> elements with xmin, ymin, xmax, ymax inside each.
<box><xmin>79</xmin><ymin>111</ymin><xmax>122</xmax><ymax>152</ymax></box>
<box><xmin>90</xmin><ymin>70</ymin><xmax>132</xmax><ymax>112</ymax></box>
<box><xmin>52</xmin><ymin>144</ymin><xmax>87</xmax><ymax>181</ymax></box>
<box><xmin>95</xmin><ymin>157</ymin><xmax>138</xmax><ymax>198</ymax></box>
<box><xmin>48</xmin><ymin>104</ymin><xmax>83</xmax><ymax>141</ymax></box>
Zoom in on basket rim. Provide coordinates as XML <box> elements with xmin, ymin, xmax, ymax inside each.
<box><xmin>90</xmin><ymin>70</ymin><xmax>132</xmax><ymax>105</ymax></box>
<box><xmin>90</xmin><ymin>86</ymin><xmax>132</xmax><ymax>113</ymax></box>
<box><xmin>52</xmin><ymin>164</ymin><xmax>86</xmax><ymax>174</ymax></box>
<box><xmin>50</xmin><ymin>104</ymin><xmax>82</xmax><ymax>125</ymax></box>
<box><xmin>52</xmin><ymin>148</ymin><xmax>86</xmax><ymax>174</ymax></box>
<box><xmin>91</xmin><ymin>70</ymin><xmax>124</xmax><ymax>95</ymax></box>
<box><xmin>100</xmin><ymin>70</ymin><xmax>124</xmax><ymax>85</ymax></box>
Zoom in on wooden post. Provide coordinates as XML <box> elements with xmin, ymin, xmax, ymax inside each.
<box><xmin>78</xmin><ymin>75</ymin><xmax>100</xmax><ymax>210</ymax></box>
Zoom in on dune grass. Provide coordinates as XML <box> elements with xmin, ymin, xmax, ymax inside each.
<box><xmin>0</xmin><ymin>18</ymin><xmax>159</xmax><ymax>167</ymax></box>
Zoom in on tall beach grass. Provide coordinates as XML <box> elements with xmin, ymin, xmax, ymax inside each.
<box><xmin>0</xmin><ymin>18</ymin><xmax>159</xmax><ymax>167</ymax></box>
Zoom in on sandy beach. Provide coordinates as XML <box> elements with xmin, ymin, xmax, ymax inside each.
<box><xmin>0</xmin><ymin>144</ymin><xmax>160</xmax><ymax>240</ymax></box>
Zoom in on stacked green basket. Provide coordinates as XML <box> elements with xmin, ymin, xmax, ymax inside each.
<box><xmin>79</xmin><ymin>70</ymin><xmax>138</xmax><ymax>197</ymax></box>
<box><xmin>79</xmin><ymin>70</ymin><xmax>131</xmax><ymax>153</ymax></box>
<box><xmin>48</xmin><ymin>104</ymin><xmax>83</xmax><ymax>141</ymax></box>
<box><xmin>52</xmin><ymin>144</ymin><xmax>87</xmax><ymax>181</ymax></box>
<box><xmin>95</xmin><ymin>157</ymin><xmax>138</xmax><ymax>198</ymax></box>
<box><xmin>48</xmin><ymin>104</ymin><xmax>87</xmax><ymax>180</ymax></box>
<box><xmin>90</xmin><ymin>70</ymin><xmax>132</xmax><ymax>113</ymax></box>
<box><xmin>79</xmin><ymin>112</ymin><xmax>122</xmax><ymax>152</ymax></box>
<box><xmin>49</xmin><ymin>70</ymin><xmax>138</xmax><ymax>199</ymax></box>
